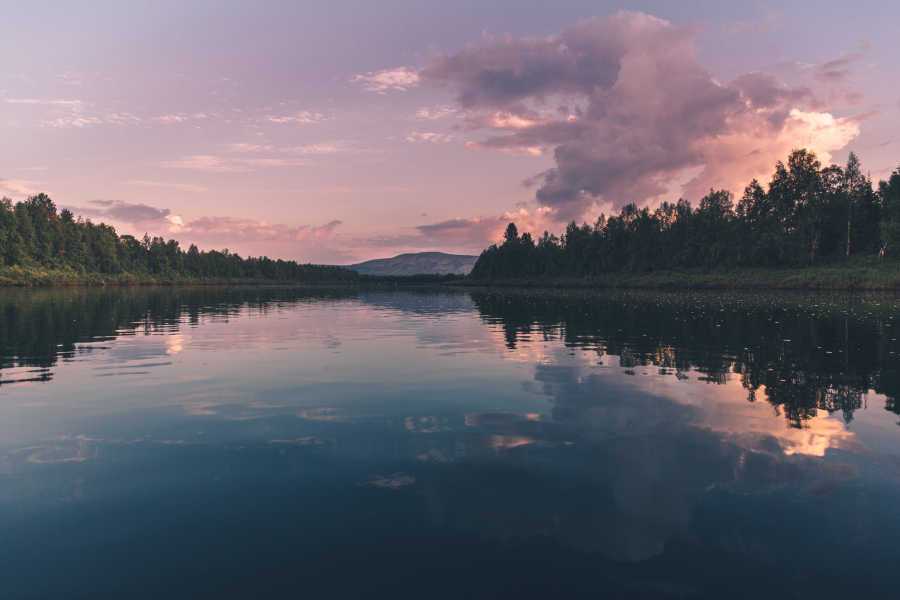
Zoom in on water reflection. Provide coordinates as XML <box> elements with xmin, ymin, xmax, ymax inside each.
<box><xmin>2</xmin><ymin>287</ymin><xmax>900</xmax><ymax>598</ymax></box>
<box><xmin>0</xmin><ymin>286</ymin><xmax>357</xmax><ymax>385</ymax></box>
<box><xmin>472</xmin><ymin>290</ymin><xmax>900</xmax><ymax>427</ymax></box>
<box><xmin>6</xmin><ymin>287</ymin><xmax>896</xmax><ymax>428</ymax></box>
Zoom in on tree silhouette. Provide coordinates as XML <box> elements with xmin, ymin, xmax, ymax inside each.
<box><xmin>0</xmin><ymin>196</ymin><xmax>357</xmax><ymax>282</ymax></box>
<box><xmin>471</xmin><ymin>150</ymin><xmax>900</xmax><ymax>280</ymax></box>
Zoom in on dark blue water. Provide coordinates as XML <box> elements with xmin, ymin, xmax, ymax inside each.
<box><xmin>2</xmin><ymin>287</ymin><xmax>900</xmax><ymax>598</ymax></box>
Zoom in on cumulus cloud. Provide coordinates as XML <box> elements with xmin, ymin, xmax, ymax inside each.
<box><xmin>352</xmin><ymin>67</ymin><xmax>420</xmax><ymax>92</ymax></box>
<box><xmin>421</xmin><ymin>11</ymin><xmax>862</xmax><ymax>219</ymax></box>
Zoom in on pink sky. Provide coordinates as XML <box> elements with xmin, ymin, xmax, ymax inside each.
<box><xmin>2</xmin><ymin>1</ymin><xmax>897</xmax><ymax>263</ymax></box>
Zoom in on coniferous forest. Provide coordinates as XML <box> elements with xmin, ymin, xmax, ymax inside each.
<box><xmin>0</xmin><ymin>194</ymin><xmax>356</xmax><ymax>283</ymax></box>
<box><xmin>472</xmin><ymin>150</ymin><xmax>900</xmax><ymax>280</ymax></box>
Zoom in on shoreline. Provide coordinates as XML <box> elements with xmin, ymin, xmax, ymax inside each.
<box><xmin>0</xmin><ymin>267</ymin><xmax>355</xmax><ymax>288</ymax></box>
<box><xmin>458</xmin><ymin>262</ymin><xmax>900</xmax><ymax>292</ymax></box>
<box><xmin>0</xmin><ymin>266</ymin><xmax>457</xmax><ymax>288</ymax></box>
<box><xmin>7</xmin><ymin>262</ymin><xmax>900</xmax><ymax>292</ymax></box>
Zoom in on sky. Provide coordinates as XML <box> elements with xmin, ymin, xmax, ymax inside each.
<box><xmin>1</xmin><ymin>0</ymin><xmax>898</xmax><ymax>263</ymax></box>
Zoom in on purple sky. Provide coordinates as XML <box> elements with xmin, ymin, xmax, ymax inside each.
<box><xmin>2</xmin><ymin>0</ymin><xmax>897</xmax><ymax>263</ymax></box>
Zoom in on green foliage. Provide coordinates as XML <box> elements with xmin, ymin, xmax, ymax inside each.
<box><xmin>0</xmin><ymin>196</ymin><xmax>357</xmax><ymax>285</ymax></box>
<box><xmin>472</xmin><ymin>149</ymin><xmax>895</xmax><ymax>281</ymax></box>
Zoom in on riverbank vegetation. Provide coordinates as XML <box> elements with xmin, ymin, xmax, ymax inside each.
<box><xmin>471</xmin><ymin>150</ymin><xmax>900</xmax><ymax>288</ymax></box>
<box><xmin>0</xmin><ymin>194</ymin><xmax>357</xmax><ymax>286</ymax></box>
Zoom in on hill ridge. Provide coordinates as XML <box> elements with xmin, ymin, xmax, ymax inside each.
<box><xmin>347</xmin><ymin>251</ymin><xmax>477</xmax><ymax>276</ymax></box>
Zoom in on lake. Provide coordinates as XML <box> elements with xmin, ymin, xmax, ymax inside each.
<box><xmin>2</xmin><ymin>286</ymin><xmax>900</xmax><ymax>598</ymax></box>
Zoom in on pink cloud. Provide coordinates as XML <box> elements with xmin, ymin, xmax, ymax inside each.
<box><xmin>183</xmin><ymin>216</ymin><xmax>343</xmax><ymax>243</ymax></box>
<box><xmin>405</xmin><ymin>131</ymin><xmax>455</xmax><ymax>143</ymax></box>
<box><xmin>421</xmin><ymin>11</ymin><xmax>862</xmax><ymax>219</ymax></box>
<box><xmin>0</xmin><ymin>178</ymin><xmax>42</xmax><ymax>197</ymax></box>
<box><xmin>352</xmin><ymin>67</ymin><xmax>420</xmax><ymax>93</ymax></box>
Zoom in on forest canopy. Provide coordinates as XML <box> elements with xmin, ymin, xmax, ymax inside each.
<box><xmin>0</xmin><ymin>194</ymin><xmax>357</xmax><ymax>282</ymax></box>
<box><xmin>472</xmin><ymin>150</ymin><xmax>900</xmax><ymax>280</ymax></box>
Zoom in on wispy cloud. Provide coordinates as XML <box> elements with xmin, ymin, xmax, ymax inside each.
<box><xmin>64</xmin><ymin>199</ymin><xmax>344</xmax><ymax>248</ymax></box>
<box><xmin>153</xmin><ymin>113</ymin><xmax>209</xmax><ymax>123</ymax></box>
<box><xmin>226</xmin><ymin>143</ymin><xmax>275</xmax><ymax>153</ymax></box>
<box><xmin>103</xmin><ymin>112</ymin><xmax>143</xmax><ymax>125</ymax></box>
<box><xmin>814</xmin><ymin>42</ymin><xmax>870</xmax><ymax>84</ymax></box>
<box><xmin>5</xmin><ymin>98</ymin><xmax>146</xmax><ymax>128</ymax></box>
<box><xmin>406</xmin><ymin>131</ymin><xmax>454</xmax><ymax>143</ymax></box>
<box><xmin>160</xmin><ymin>155</ymin><xmax>250</xmax><ymax>172</ymax></box>
<box><xmin>352</xmin><ymin>67</ymin><xmax>420</xmax><ymax>93</ymax></box>
<box><xmin>5</xmin><ymin>97</ymin><xmax>218</xmax><ymax>128</ymax></box>
<box><xmin>227</xmin><ymin>141</ymin><xmax>349</xmax><ymax>155</ymax></box>
<box><xmin>164</xmin><ymin>138</ymin><xmax>362</xmax><ymax>172</ymax></box>
<box><xmin>57</xmin><ymin>72</ymin><xmax>83</xmax><ymax>86</ymax></box>
<box><xmin>725</xmin><ymin>9</ymin><xmax>780</xmax><ymax>35</ymax></box>
<box><xmin>0</xmin><ymin>178</ymin><xmax>41</xmax><ymax>196</ymax></box>
<box><xmin>362</xmin><ymin>206</ymin><xmax>558</xmax><ymax>255</ymax></box>
<box><xmin>284</xmin><ymin>142</ymin><xmax>348</xmax><ymax>154</ymax></box>
<box><xmin>415</xmin><ymin>105</ymin><xmax>456</xmax><ymax>120</ymax></box>
<box><xmin>5</xmin><ymin>98</ymin><xmax>83</xmax><ymax>107</ymax></box>
<box><xmin>263</xmin><ymin>110</ymin><xmax>325</xmax><ymax>124</ymax></box>
<box><xmin>42</xmin><ymin>115</ymin><xmax>105</xmax><ymax>128</ymax></box>
<box><xmin>125</xmin><ymin>180</ymin><xmax>208</xmax><ymax>193</ymax></box>
<box><xmin>80</xmin><ymin>199</ymin><xmax>173</xmax><ymax>222</ymax></box>
<box><xmin>184</xmin><ymin>216</ymin><xmax>342</xmax><ymax>242</ymax></box>
<box><xmin>160</xmin><ymin>154</ymin><xmax>310</xmax><ymax>172</ymax></box>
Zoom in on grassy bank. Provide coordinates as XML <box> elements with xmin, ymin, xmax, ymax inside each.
<box><xmin>0</xmin><ymin>265</ymin><xmax>459</xmax><ymax>287</ymax></box>
<box><xmin>8</xmin><ymin>259</ymin><xmax>900</xmax><ymax>290</ymax></box>
<box><xmin>0</xmin><ymin>265</ymin><xmax>353</xmax><ymax>287</ymax></box>
<box><xmin>460</xmin><ymin>258</ymin><xmax>900</xmax><ymax>291</ymax></box>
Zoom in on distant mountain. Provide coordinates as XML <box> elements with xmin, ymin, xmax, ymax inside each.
<box><xmin>347</xmin><ymin>252</ymin><xmax>477</xmax><ymax>276</ymax></box>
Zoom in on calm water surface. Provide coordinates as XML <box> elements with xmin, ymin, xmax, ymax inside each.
<box><xmin>2</xmin><ymin>286</ymin><xmax>900</xmax><ymax>598</ymax></box>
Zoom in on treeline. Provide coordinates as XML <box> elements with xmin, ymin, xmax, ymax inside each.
<box><xmin>472</xmin><ymin>150</ymin><xmax>900</xmax><ymax>279</ymax></box>
<box><xmin>0</xmin><ymin>194</ymin><xmax>357</xmax><ymax>282</ymax></box>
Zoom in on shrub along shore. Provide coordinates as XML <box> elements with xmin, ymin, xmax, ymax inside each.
<box><xmin>461</xmin><ymin>258</ymin><xmax>900</xmax><ymax>291</ymax></box>
<box><xmin>0</xmin><ymin>265</ymin><xmax>347</xmax><ymax>287</ymax></box>
<box><xmin>4</xmin><ymin>260</ymin><xmax>900</xmax><ymax>291</ymax></box>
